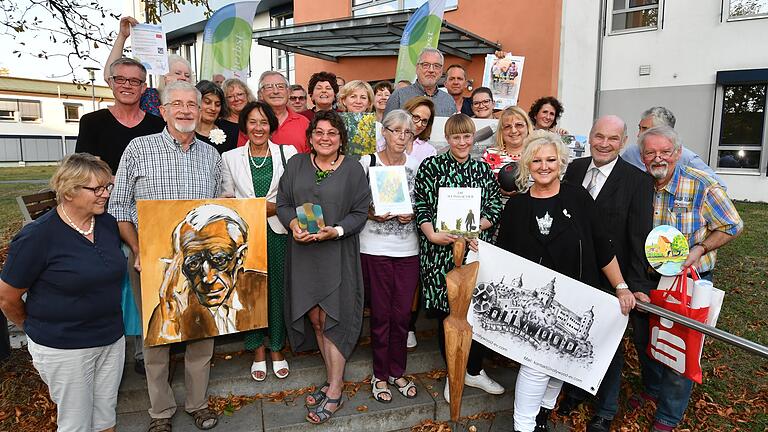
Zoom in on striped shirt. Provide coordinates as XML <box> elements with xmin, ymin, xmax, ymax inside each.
<box><xmin>109</xmin><ymin>128</ymin><xmax>222</xmax><ymax>226</ymax></box>
<box><xmin>652</xmin><ymin>165</ymin><xmax>742</xmax><ymax>273</ymax></box>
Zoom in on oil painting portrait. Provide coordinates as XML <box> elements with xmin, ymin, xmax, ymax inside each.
<box><xmin>137</xmin><ymin>198</ymin><xmax>268</xmax><ymax>346</ymax></box>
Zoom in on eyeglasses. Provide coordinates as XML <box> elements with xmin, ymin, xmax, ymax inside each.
<box><xmin>226</xmin><ymin>92</ymin><xmax>247</xmax><ymax>101</ymax></box>
<box><xmin>312</xmin><ymin>129</ymin><xmax>340</xmax><ymax>139</ymax></box>
<box><xmin>110</xmin><ymin>76</ymin><xmax>144</xmax><ymax>86</ymax></box>
<box><xmin>472</xmin><ymin>99</ymin><xmax>493</xmax><ymax>107</ymax></box>
<box><xmin>261</xmin><ymin>83</ymin><xmax>287</xmax><ymax>91</ymax></box>
<box><xmin>410</xmin><ymin>115</ymin><xmax>429</xmax><ymax>126</ymax></box>
<box><xmin>81</xmin><ymin>183</ymin><xmax>114</xmax><ymax>196</ymax></box>
<box><xmin>418</xmin><ymin>62</ymin><xmax>443</xmax><ymax>71</ymax></box>
<box><xmin>289</xmin><ymin>95</ymin><xmax>306</xmax><ymax>101</ymax></box>
<box><xmin>642</xmin><ymin>150</ymin><xmax>675</xmax><ymax>160</ymax></box>
<box><xmin>502</xmin><ymin>122</ymin><xmax>527</xmax><ymax>131</ymax></box>
<box><xmin>165</xmin><ymin>101</ymin><xmax>199</xmax><ymax>110</ymax></box>
<box><xmin>385</xmin><ymin>127</ymin><xmax>414</xmax><ymax>138</ymax></box>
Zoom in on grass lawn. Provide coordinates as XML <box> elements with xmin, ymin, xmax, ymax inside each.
<box><xmin>0</xmin><ymin>166</ymin><xmax>57</xmax><ymax>181</ymax></box>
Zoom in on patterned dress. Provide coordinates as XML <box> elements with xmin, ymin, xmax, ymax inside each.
<box><xmin>413</xmin><ymin>152</ymin><xmax>502</xmax><ymax>313</ymax></box>
<box><xmin>243</xmin><ymin>156</ymin><xmax>287</xmax><ymax>352</ymax></box>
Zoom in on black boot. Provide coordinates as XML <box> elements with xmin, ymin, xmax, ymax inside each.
<box><xmin>535</xmin><ymin>407</ymin><xmax>551</xmax><ymax>432</ymax></box>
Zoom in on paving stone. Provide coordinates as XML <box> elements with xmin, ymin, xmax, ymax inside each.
<box><xmin>116</xmin><ymin>400</ymin><xmax>263</xmax><ymax>432</ymax></box>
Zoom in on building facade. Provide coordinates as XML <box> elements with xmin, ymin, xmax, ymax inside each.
<box><xmin>0</xmin><ymin>77</ymin><xmax>113</xmax><ymax>165</ymax></box>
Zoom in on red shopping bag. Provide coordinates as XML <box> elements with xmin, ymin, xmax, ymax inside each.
<box><xmin>647</xmin><ymin>268</ymin><xmax>709</xmax><ymax>383</ymax></box>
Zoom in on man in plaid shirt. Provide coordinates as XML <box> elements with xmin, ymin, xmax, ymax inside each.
<box><xmin>635</xmin><ymin>125</ymin><xmax>742</xmax><ymax>432</ymax></box>
<box><xmin>109</xmin><ymin>80</ymin><xmax>222</xmax><ymax>431</ymax></box>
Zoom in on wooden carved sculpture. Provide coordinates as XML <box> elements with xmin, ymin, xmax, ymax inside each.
<box><xmin>443</xmin><ymin>237</ymin><xmax>480</xmax><ymax>421</ymax></box>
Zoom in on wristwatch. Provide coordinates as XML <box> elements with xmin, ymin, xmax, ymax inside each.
<box><xmin>694</xmin><ymin>242</ymin><xmax>709</xmax><ymax>254</ymax></box>
<box><xmin>615</xmin><ymin>282</ymin><xmax>629</xmax><ymax>290</ymax></box>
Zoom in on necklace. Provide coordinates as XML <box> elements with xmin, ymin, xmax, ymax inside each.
<box><xmin>248</xmin><ymin>144</ymin><xmax>271</xmax><ymax>169</ymax></box>
<box><xmin>61</xmin><ymin>205</ymin><xmax>94</xmax><ymax>236</ymax></box>
<box><xmin>312</xmin><ymin>153</ymin><xmax>340</xmax><ymax>184</ymax></box>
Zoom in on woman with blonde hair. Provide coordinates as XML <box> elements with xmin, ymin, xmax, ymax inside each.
<box><xmin>495</xmin><ymin>130</ymin><xmax>636</xmax><ymax>432</ymax></box>
<box><xmin>413</xmin><ymin>113</ymin><xmax>503</xmax><ymax>402</ymax></box>
<box><xmin>222</xmin><ymin>78</ymin><xmax>257</xmax><ymax>147</ymax></box>
<box><xmin>338</xmin><ymin>80</ymin><xmax>374</xmax><ymax>113</ymax></box>
<box><xmin>0</xmin><ymin>153</ymin><xmax>126</xmax><ymax>431</ymax></box>
<box><xmin>482</xmin><ymin>106</ymin><xmax>534</xmax><ymax>193</ymax></box>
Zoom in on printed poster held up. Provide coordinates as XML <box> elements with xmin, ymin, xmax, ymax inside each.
<box><xmin>482</xmin><ymin>52</ymin><xmax>525</xmax><ymax>109</ymax></box>
<box><xmin>369</xmin><ymin>165</ymin><xmax>413</xmax><ymax>215</ymax></box>
<box><xmin>436</xmin><ymin>187</ymin><xmax>481</xmax><ymax>238</ymax></box>
<box><xmin>468</xmin><ymin>241</ymin><xmax>628</xmax><ymax>394</ymax></box>
<box><xmin>137</xmin><ymin>198</ymin><xmax>268</xmax><ymax>347</ymax></box>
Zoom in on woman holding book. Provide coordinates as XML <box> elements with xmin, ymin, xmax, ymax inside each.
<box><xmin>358</xmin><ymin>110</ymin><xmax>422</xmax><ymax>403</ymax></box>
<box><xmin>413</xmin><ymin>113</ymin><xmax>503</xmax><ymax>402</ymax></box>
<box><xmin>276</xmin><ymin>110</ymin><xmax>371</xmax><ymax>425</ymax></box>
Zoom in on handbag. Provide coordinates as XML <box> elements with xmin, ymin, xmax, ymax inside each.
<box><xmin>647</xmin><ymin>267</ymin><xmax>711</xmax><ymax>383</ymax></box>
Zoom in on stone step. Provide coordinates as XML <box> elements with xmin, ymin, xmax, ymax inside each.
<box><xmin>116</xmin><ymin>329</ymin><xmax>442</xmax><ymax>414</ymax></box>
<box><xmin>116</xmin><ymin>367</ymin><xmax>572</xmax><ymax>432</ymax></box>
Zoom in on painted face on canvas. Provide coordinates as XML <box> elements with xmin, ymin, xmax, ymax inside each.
<box><xmin>179</xmin><ymin>219</ymin><xmax>247</xmax><ymax>308</ymax></box>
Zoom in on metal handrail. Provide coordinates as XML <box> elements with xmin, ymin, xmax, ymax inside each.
<box><xmin>636</xmin><ymin>301</ymin><xmax>768</xmax><ymax>359</ymax></box>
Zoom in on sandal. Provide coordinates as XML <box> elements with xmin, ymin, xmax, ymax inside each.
<box><xmin>147</xmin><ymin>417</ymin><xmax>172</xmax><ymax>432</ymax></box>
<box><xmin>305</xmin><ymin>394</ymin><xmax>344</xmax><ymax>424</ymax></box>
<box><xmin>272</xmin><ymin>359</ymin><xmax>290</xmax><ymax>379</ymax></box>
<box><xmin>305</xmin><ymin>382</ymin><xmax>328</xmax><ymax>408</ymax></box>
<box><xmin>250</xmin><ymin>360</ymin><xmax>267</xmax><ymax>381</ymax></box>
<box><xmin>371</xmin><ymin>376</ymin><xmax>392</xmax><ymax>403</ymax></box>
<box><xmin>388</xmin><ymin>376</ymin><xmax>417</xmax><ymax>399</ymax></box>
<box><xmin>188</xmin><ymin>407</ymin><xmax>218</xmax><ymax>430</ymax></box>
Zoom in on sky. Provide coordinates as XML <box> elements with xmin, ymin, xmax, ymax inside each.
<box><xmin>0</xmin><ymin>2</ymin><xmax>124</xmax><ymax>85</ymax></box>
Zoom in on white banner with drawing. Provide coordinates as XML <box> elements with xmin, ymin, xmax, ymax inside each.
<box><xmin>468</xmin><ymin>241</ymin><xmax>628</xmax><ymax>394</ymax></box>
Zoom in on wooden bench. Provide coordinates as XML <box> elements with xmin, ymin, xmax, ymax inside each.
<box><xmin>16</xmin><ymin>190</ymin><xmax>57</xmax><ymax>224</ymax></box>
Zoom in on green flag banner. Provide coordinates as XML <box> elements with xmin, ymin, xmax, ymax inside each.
<box><xmin>200</xmin><ymin>1</ymin><xmax>261</xmax><ymax>81</ymax></box>
<box><xmin>394</xmin><ymin>0</ymin><xmax>447</xmax><ymax>83</ymax></box>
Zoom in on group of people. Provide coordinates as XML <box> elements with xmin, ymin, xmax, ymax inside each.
<box><xmin>0</xmin><ymin>19</ymin><xmax>744</xmax><ymax>432</ymax></box>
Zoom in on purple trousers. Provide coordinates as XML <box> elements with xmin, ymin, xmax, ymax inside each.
<box><xmin>361</xmin><ymin>253</ymin><xmax>419</xmax><ymax>380</ymax></box>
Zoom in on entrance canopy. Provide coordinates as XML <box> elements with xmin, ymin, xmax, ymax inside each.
<box><xmin>253</xmin><ymin>11</ymin><xmax>501</xmax><ymax>62</ymax></box>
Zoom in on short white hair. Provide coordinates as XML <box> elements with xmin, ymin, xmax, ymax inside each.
<box><xmin>418</xmin><ymin>47</ymin><xmax>444</xmax><ymax>65</ymax></box>
<box><xmin>161</xmin><ymin>80</ymin><xmax>202</xmax><ymax>106</ymax></box>
<box><xmin>172</xmin><ymin>204</ymin><xmax>248</xmax><ymax>252</ymax></box>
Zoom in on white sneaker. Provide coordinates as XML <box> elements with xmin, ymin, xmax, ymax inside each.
<box><xmin>464</xmin><ymin>370</ymin><xmax>505</xmax><ymax>395</ymax></box>
<box><xmin>443</xmin><ymin>379</ymin><xmax>450</xmax><ymax>403</ymax></box>
<box><xmin>406</xmin><ymin>331</ymin><xmax>417</xmax><ymax>349</ymax></box>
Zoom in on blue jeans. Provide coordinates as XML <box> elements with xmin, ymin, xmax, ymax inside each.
<box><xmin>594</xmin><ymin>346</ymin><xmax>623</xmax><ymax>419</ymax></box>
<box><xmin>631</xmin><ymin>307</ymin><xmax>694</xmax><ymax>427</ymax></box>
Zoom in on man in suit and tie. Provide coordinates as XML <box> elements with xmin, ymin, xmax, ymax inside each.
<box><xmin>558</xmin><ymin>115</ymin><xmax>655</xmax><ymax>431</ymax></box>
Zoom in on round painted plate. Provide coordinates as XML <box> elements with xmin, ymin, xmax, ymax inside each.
<box><xmin>644</xmin><ymin>225</ymin><xmax>689</xmax><ymax>276</ymax></box>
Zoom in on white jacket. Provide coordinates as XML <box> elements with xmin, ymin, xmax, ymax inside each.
<box><xmin>220</xmin><ymin>141</ymin><xmax>298</xmax><ymax>234</ymax></box>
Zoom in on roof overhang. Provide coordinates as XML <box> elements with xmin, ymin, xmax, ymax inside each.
<box><xmin>252</xmin><ymin>11</ymin><xmax>501</xmax><ymax>62</ymax></box>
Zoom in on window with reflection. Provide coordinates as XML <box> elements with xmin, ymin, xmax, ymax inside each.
<box><xmin>728</xmin><ymin>0</ymin><xmax>768</xmax><ymax>19</ymax></box>
<box><xmin>716</xmin><ymin>84</ymin><xmax>766</xmax><ymax>170</ymax></box>
<box><xmin>610</xmin><ymin>0</ymin><xmax>660</xmax><ymax>32</ymax></box>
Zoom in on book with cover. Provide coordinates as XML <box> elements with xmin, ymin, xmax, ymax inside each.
<box><xmin>296</xmin><ymin>203</ymin><xmax>326</xmax><ymax>234</ymax></box>
<box><xmin>436</xmin><ymin>187</ymin><xmax>482</xmax><ymax>238</ymax></box>
<box><xmin>369</xmin><ymin>165</ymin><xmax>412</xmax><ymax>215</ymax></box>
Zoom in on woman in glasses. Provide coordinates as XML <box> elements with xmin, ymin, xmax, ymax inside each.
<box><xmin>358</xmin><ymin>110</ymin><xmax>421</xmax><ymax>404</ymax></box>
<box><xmin>470</xmin><ymin>87</ymin><xmax>495</xmax><ymax>120</ymax></box>
<box><xmin>277</xmin><ymin>110</ymin><xmax>371</xmax><ymax>424</ymax></box>
<box><xmin>222</xmin><ymin>78</ymin><xmax>257</xmax><ymax>148</ymax></box>
<box><xmin>413</xmin><ymin>113</ymin><xmax>504</xmax><ymax>402</ymax></box>
<box><xmin>482</xmin><ymin>106</ymin><xmax>535</xmax><ymax>193</ymax></box>
<box><xmin>0</xmin><ymin>154</ymin><xmax>126</xmax><ymax>431</ymax></box>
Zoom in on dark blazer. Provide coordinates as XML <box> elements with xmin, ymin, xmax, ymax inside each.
<box><xmin>563</xmin><ymin>156</ymin><xmax>655</xmax><ymax>294</ymax></box>
<box><xmin>496</xmin><ymin>182</ymin><xmax>614</xmax><ymax>291</ymax></box>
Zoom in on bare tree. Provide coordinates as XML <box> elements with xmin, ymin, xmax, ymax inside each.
<box><xmin>0</xmin><ymin>0</ymin><xmax>210</xmax><ymax>82</ymax></box>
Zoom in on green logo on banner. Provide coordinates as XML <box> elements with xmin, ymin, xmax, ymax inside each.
<box><xmin>212</xmin><ymin>17</ymin><xmax>253</xmax><ymax>70</ymax></box>
<box><xmin>407</xmin><ymin>15</ymin><xmax>443</xmax><ymax>64</ymax></box>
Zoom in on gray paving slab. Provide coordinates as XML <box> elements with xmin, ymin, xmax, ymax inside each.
<box><xmin>262</xmin><ymin>378</ymin><xmax>435</xmax><ymax>432</ymax></box>
<box><xmin>417</xmin><ymin>367</ymin><xmax>517</xmax><ymax>421</ymax></box>
<box><xmin>488</xmin><ymin>409</ymin><xmax>571</xmax><ymax>432</ymax></box>
<box><xmin>116</xmin><ymin>400</ymin><xmax>263</xmax><ymax>432</ymax></box>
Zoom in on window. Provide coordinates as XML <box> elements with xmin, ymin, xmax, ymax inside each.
<box><xmin>713</xmin><ymin>84</ymin><xmax>766</xmax><ymax>171</ymax></box>
<box><xmin>19</xmin><ymin>100</ymin><xmax>41</xmax><ymax>122</ymax></box>
<box><xmin>64</xmin><ymin>103</ymin><xmax>81</xmax><ymax>122</ymax></box>
<box><xmin>0</xmin><ymin>99</ymin><xmax>17</xmax><ymax>121</ymax></box>
<box><xmin>272</xmin><ymin>13</ymin><xmax>295</xmax><ymax>83</ymax></box>
<box><xmin>610</xmin><ymin>0</ymin><xmax>660</xmax><ymax>33</ymax></box>
<box><xmin>727</xmin><ymin>0</ymin><xmax>768</xmax><ymax>19</ymax></box>
<box><xmin>352</xmin><ymin>0</ymin><xmax>458</xmax><ymax>17</ymax></box>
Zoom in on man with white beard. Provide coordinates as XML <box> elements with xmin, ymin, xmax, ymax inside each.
<box><xmin>109</xmin><ymin>80</ymin><xmax>222</xmax><ymax>430</ymax></box>
<box><xmin>634</xmin><ymin>125</ymin><xmax>742</xmax><ymax>432</ymax></box>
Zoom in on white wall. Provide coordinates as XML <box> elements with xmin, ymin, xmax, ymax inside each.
<box><xmin>557</xmin><ymin>0</ymin><xmax>602</xmax><ymax>136</ymax></box>
<box><xmin>0</xmin><ymin>94</ymin><xmax>105</xmax><ymax>137</ymax></box>
<box><xmin>600</xmin><ymin>1</ymin><xmax>768</xmax><ymax>91</ymax></box>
